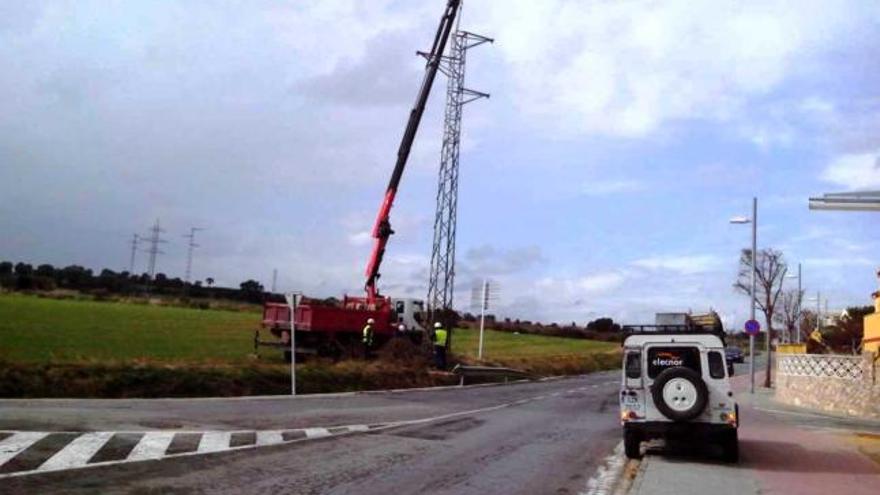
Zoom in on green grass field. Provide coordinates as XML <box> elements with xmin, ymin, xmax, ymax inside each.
<box><xmin>0</xmin><ymin>293</ymin><xmax>261</xmax><ymax>364</ymax></box>
<box><xmin>0</xmin><ymin>293</ymin><xmax>621</xmax><ymax>396</ymax></box>
<box><xmin>452</xmin><ymin>327</ymin><xmax>617</xmax><ymax>361</ymax></box>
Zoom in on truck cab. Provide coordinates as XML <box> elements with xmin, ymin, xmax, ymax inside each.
<box><xmin>391</xmin><ymin>298</ymin><xmax>426</xmax><ymax>333</ymax></box>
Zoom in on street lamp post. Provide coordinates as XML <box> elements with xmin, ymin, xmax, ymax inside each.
<box><xmin>730</xmin><ymin>197</ymin><xmax>758</xmax><ymax>394</ymax></box>
<box><xmin>785</xmin><ymin>263</ymin><xmax>802</xmax><ymax>343</ymax></box>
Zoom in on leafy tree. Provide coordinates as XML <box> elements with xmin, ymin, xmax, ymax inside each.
<box><xmin>206</xmin><ymin>277</ymin><xmax>214</xmax><ymax>287</ymax></box>
<box><xmin>587</xmin><ymin>317</ymin><xmax>621</xmax><ymax>333</ymax></box>
<box><xmin>14</xmin><ymin>262</ymin><xmax>33</xmax><ymax>276</ymax></box>
<box><xmin>0</xmin><ymin>261</ymin><xmax>12</xmax><ymax>275</ymax></box>
<box><xmin>35</xmin><ymin>264</ymin><xmax>56</xmax><ymax>278</ymax></box>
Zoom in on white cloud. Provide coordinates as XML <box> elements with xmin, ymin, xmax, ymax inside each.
<box><xmin>536</xmin><ymin>271</ymin><xmax>627</xmax><ymax>297</ymax></box>
<box><xmin>631</xmin><ymin>255</ymin><xmax>722</xmax><ymax>275</ymax></box>
<box><xmin>803</xmin><ymin>257</ymin><xmax>876</xmax><ymax>268</ymax></box>
<box><xmin>821</xmin><ymin>152</ymin><xmax>880</xmax><ymax>189</ymax></box>
<box><xmin>347</xmin><ymin>231</ymin><xmax>371</xmax><ymax>247</ymax></box>
<box><xmin>475</xmin><ymin>0</ymin><xmax>865</xmax><ymax>138</ymax></box>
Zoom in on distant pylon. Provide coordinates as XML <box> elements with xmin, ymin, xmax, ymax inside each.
<box><xmin>128</xmin><ymin>234</ymin><xmax>139</xmax><ymax>273</ymax></box>
<box><xmin>183</xmin><ymin>227</ymin><xmax>204</xmax><ymax>283</ymax></box>
<box><xmin>143</xmin><ymin>219</ymin><xmax>168</xmax><ymax>278</ymax></box>
<box><xmin>426</xmin><ymin>5</ymin><xmax>492</xmax><ymax>321</ymax></box>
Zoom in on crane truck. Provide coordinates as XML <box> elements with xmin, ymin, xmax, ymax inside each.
<box><xmin>256</xmin><ymin>0</ymin><xmax>462</xmax><ymax>360</ymax></box>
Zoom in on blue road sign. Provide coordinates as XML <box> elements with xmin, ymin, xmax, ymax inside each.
<box><xmin>744</xmin><ymin>319</ymin><xmax>761</xmax><ymax>335</ymax></box>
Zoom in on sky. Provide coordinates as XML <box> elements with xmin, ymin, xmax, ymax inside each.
<box><xmin>1</xmin><ymin>0</ymin><xmax>879</xmax><ymax>329</ymax></box>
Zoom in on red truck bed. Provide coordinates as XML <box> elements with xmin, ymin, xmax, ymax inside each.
<box><xmin>262</xmin><ymin>296</ymin><xmax>393</xmax><ymax>335</ymax></box>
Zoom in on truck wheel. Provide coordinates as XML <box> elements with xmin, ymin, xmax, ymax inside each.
<box><xmin>721</xmin><ymin>429</ymin><xmax>739</xmax><ymax>463</ymax></box>
<box><xmin>624</xmin><ymin>428</ymin><xmax>643</xmax><ymax>459</ymax></box>
<box><xmin>650</xmin><ymin>367</ymin><xmax>708</xmax><ymax>422</ymax></box>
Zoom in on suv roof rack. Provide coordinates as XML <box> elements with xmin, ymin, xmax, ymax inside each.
<box><xmin>621</xmin><ymin>324</ymin><xmax>727</xmax><ymax>346</ymax></box>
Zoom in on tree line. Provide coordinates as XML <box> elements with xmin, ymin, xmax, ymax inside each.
<box><xmin>733</xmin><ymin>248</ymin><xmax>875</xmax><ymax>363</ymax></box>
<box><xmin>0</xmin><ymin>260</ymin><xmax>272</xmax><ymax>304</ymax></box>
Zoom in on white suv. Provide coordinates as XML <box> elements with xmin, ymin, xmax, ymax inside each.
<box><xmin>619</xmin><ymin>326</ymin><xmax>739</xmax><ymax>462</ymax></box>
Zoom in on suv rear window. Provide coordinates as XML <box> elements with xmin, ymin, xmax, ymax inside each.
<box><xmin>647</xmin><ymin>347</ymin><xmax>701</xmax><ymax>378</ymax></box>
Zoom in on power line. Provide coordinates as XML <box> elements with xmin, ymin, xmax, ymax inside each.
<box><xmin>143</xmin><ymin>219</ymin><xmax>168</xmax><ymax>278</ymax></box>
<box><xmin>183</xmin><ymin>227</ymin><xmax>204</xmax><ymax>283</ymax></box>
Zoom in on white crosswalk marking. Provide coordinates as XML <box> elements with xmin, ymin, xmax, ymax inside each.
<box><xmin>303</xmin><ymin>428</ymin><xmax>330</xmax><ymax>439</ymax></box>
<box><xmin>0</xmin><ymin>432</ymin><xmax>49</xmax><ymax>467</ymax></box>
<box><xmin>197</xmin><ymin>432</ymin><xmax>231</xmax><ymax>453</ymax></box>
<box><xmin>255</xmin><ymin>431</ymin><xmax>284</xmax><ymax>446</ymax></box>
<box><xmin>38</xmin><ymin>432</ymin><xmax>114</xmax><ymax>471</ymax></box>
<box><xmin>127</xmin><ymin>432</ymin><xmax>175</xmax><ymax>461</ymax></box>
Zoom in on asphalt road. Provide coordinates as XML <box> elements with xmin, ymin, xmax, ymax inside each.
<box><xmin>0</xmin><ymin>371</ymin><xmax>622</xmax><ymax>494</ymax></box>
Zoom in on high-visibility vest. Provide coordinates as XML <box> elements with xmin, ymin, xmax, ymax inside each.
<box><xmin>363</xmin><ymin>325</ymin><xmax>374</xmax><ymax>344</ymax></box>
<box><xmin>434</xmin><ymin>329</ymin><xmax>448</xmax><ymax>347</ymax></box>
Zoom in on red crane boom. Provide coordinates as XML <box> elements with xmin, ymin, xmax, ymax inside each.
<box><xmin>364</xmin><ymin>0</ymin><xmax>461</xmax><ymax>304</ymax></box>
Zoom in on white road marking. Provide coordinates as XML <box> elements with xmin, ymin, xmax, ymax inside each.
<box><xmin>0</xmin><ymin>432</ymin><xmax>49</xmax><ymax>467</ymax></box>
<box><xmin>197</xmin><ymin>432</ymin><xmax>232</xmax><ymax>453</ymax></box>
<box><xmin>304</xmin><ymin>428</ymin><xmax>330</xmax><ymax>439</ymax></box>
<box><xmin>38</xmin><ymin>432</ymin><xmax>114</xmax><ymax>471</ymax></box>
<box><xmin>127</xmin><ymin>432</ymin><xmax>175</xmax><ymax>461</ymax></box>
<box><xmin>0</xmin><ymin>381</ymin><xmax>605</xmax><ymax>479</ymax></box>
<box><xmin>581</xmin><ymin>442</ymin><xmax>627</xmax><ymax>495</ymax></box>
<box><xmin>255</xmin><ymin>430</ymin><xmax>284</xmax><ymax>446</ymax></box>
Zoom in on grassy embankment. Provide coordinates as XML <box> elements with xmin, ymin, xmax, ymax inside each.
<box><xmin>0</xmin><ymin>293</ymin><xmax>619</xmax><ymax>397</ymax></box>
<box><xmin>452</xmin><ymin>327</ymin><xmax>619</xmax><ymax>375</ymax></box>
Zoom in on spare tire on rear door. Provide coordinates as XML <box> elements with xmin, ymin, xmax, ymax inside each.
<box><xmin>651</xmin><ymin>367</ymin><xmax>708</xmax><ymax>421</ymax></box>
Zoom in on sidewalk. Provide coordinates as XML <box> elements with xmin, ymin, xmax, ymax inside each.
<box><xmin>629</xmin><ymin>374</ymin><xmax>880</xmax><ymax>495</ymax></box>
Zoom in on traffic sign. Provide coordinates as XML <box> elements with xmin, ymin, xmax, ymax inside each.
<box><xmin>744</xmin><ymin>319</ymin><xmax>761</xmax><ymax>335</ymax></box>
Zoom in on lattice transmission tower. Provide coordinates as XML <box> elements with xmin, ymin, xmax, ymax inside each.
<box><xmin>425</xmin><ymin>10</ymin><xmax>492</xmax><ymax>321</ymax></box>
<box><xmin>143</xmin><ymin>219</ymin><xmax>167</xmax><ymax>278</ymax></box>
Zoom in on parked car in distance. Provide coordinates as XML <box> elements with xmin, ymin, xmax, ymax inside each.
<box><xmin>725</xmin><ymin>346</ymin><xmax>744</xmax><ymax>364</ymax></box>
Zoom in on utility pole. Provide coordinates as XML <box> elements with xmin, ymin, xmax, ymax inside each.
<box><xmin>143</xmin><ymin>219</ymin><xmax>168</xmax><ymax>278</ymax></box>
<box><xmin>796</xmin><ymin>262</ymin><xmax>802</xmax><ymax>343</ymax></box>
<box><xmin>128</xmin><ymin>234</ymin><xmax>140</xmax><ymax>273</ymax></box>
<box><xmin>271</xmin><ymin>269</ymin><xmax>278</xmax><ymax>293</ymax></box>
<box><xmin>426</xmin><ymin>3</ymin><xmax>493</xmax><ymax>328</ymax></box>
<box><xmin>183</xmin><ymin>227</ymin><xmax>204</xmax><ymax>283</ymax></box>
<box><xmin>471</xmin><ymin>278</ymin><xmax>498</xmax><ymax>360</ymax></box>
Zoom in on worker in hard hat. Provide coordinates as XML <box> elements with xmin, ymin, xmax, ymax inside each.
<box><xmin>432</xmin><ymin>321</ymin><xmax>448</xmax><ymax>370</ymax></box>
<box><xmin>363</xmin><ymin>318</ymin><xmax>375</xmax><ymax>358</ymax></box>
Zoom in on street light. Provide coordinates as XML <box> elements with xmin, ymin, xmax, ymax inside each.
<box><xmin>729</xmin><ymin>197</ymin><xmax>758</xmax><ymax>394</ymax></box>
<box><xmin>785</xmin><ymin>263</ymin><xmax>802</xmax><ymax>344</ymax></box>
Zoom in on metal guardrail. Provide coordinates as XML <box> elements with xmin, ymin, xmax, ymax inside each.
<box><xmin>451</xmin><ymin>364</ymin><xmax>534</xmax><ymax>386</ymax></box>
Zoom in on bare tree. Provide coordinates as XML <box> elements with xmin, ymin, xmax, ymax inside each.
<box><xmin>734</xmin><ymin>248</ymin><xmax>788</xmax><ymax>388</ymax></box>
<box><xmin>776</xmin><ymin>288</ymin><xmax>804</xmax><ymax>343</ymax></box>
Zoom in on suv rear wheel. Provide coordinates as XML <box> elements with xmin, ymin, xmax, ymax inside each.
<box><xmin>720</xmin><ymin>429</ymin><xmax>739</xmax><ymax>463</ymax></box>
<box><xmin>624</xmin><ymin>427</ymin><xmax>643</xmax><ymax>459</ymax></box>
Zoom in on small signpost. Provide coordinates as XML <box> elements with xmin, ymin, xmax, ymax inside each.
<box><xmin>744</xmin><ymin>319</ymin><xmax>761</xmax><ymax>336</ymax></box>
<box><xmin>285</xmin><ymin>293</ymin><xmax>301</xmax><ymax>396</ymax></box>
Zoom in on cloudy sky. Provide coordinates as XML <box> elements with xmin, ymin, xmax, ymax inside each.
<box><xmin>2</xmin><ymin>0</ymin><xmax>879</xmax><ymax>328</ymax></box>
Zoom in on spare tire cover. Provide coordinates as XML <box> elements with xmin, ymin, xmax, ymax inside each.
<box><xmin>651</xmin><ymin>367</ymin><xmax>708</xmax><ymax>421</ymax></box>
